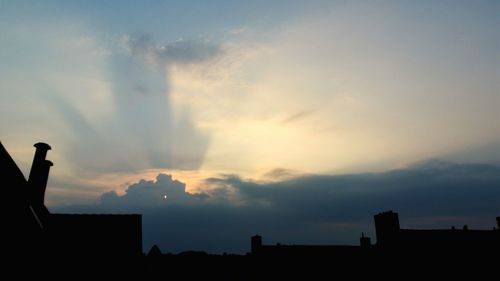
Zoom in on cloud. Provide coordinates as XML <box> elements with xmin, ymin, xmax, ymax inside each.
<box><xmin>3</xmin><ymin>1</ymin><xmax>498</xmax><ymax>206</ymax></box>
<box><xmin>260</xmin><ymin>168</ymin><xmax>302</xmax><ymax>181</ymax></box>
<box><xmin>160</xmin><ymin>38</ymin><xmax>222</xmax><ymax>64</ymax></box>
<box><xmin>100</xmin><ymin>174</ymin><xmax>209</xmax><ymax>207</ymax></box>
<box><xmin>53</xmin><ymin>33</ymin><xmax>216</xmax><ymax>173</ymax></box>
<box><xmin>166</xmin><ymin>1</ymin><xmax>500</xmax><ymax>175</ymax></box>
<box><xmin>444</xmin><ymin>141</ymin><xmax>500</xmax><ymax>165</ymax></box>
<box><xmin>211</xmin><ymin>160</ymin><xmax>500</xmax><ymax>221</ymax></box>
<box><xmin>127</xmin><ymin>34</ymin><xmax>223</xmax><ymax>64</ymax></box>
<box><xmin>0</xmin><ymin>15</ymin><xmax>216</xmax><ymax>175</ymax></box>
<box><xmin>279</xmin><ymin>110</ymin><xmax>315</xmax><ymax>125</ymax></box>
<box><xmin>55</xmin><ymin>161</ymin><xmax>500</xmax><ymax>254</ymax></box>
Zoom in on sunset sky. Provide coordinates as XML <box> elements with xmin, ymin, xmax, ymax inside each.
<box><xmin>1</xmin><ymin>0</ymin><xmax>499</xmax><ymax>253</ymax></box>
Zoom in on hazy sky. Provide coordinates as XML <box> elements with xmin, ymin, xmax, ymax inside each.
<box><xmin>1</xmin><ymin>0</ymin><xmax>499</xmax><ymax>253</ymax></box>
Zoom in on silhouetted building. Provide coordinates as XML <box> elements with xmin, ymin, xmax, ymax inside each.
<box><xmin>2</xmin><ymin>141</ymin><xmax>47</xmax><ymax>256</ymax></box>
<box><xmin>49</xmin><ymin>214</ymin><xmax>142</xmax><ymax>257</ymax></box>
<box><xmin>250</xmin><ymin>233</ymin><xmax>372</xmax><ymax>260</ymax></box>
<box><xmin>147</xmin><ymin>245</ymin><xmax>162</xmax><ymax>257</ymax></box>
<box><xmin>374</xmin><ymin>211</ymin><xmax>500</xmax><ymax>254</ymax></box>
<box><xmin>251</xmin><ymin>211</ymin><xmax>499</xmax><ymax>261</ymax></box>
<box><xmin>1</xmin><ymin>141</ymin><xmax>142</xmax><ymax>259</ymax></box>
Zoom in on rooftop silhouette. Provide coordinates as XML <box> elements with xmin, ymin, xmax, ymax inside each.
<box><xmin>2</xmin><ymin>141</ymin><xmax>499</xmax><ymax>277</ymax></box>
<box><xmin>251</xmin><ymin>210</ymin><xmax>500</xmax><ymax>257</ymax></box>
<box><xmin>1</xmin><ymin>141</ymin><xmax>142</xmax><ymax>261</ymax></box>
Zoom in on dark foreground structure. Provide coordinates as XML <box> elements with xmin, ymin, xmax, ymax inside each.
<box><xmin>245</xmin><ymin>211</ymin><xmax>500</xmax><ymax>277</ymax></box>
<box><xmin>2</xmin><ymin>141</ymin><xmax>499</xmax><ymax>278</ymax></box>
<box><xmin>1</xmin><ymin>142</ymin><xmax>142</xmax><ymax>264</ymax></box>
<box><xmin>143</xmin><ymin>212</ymin><xmax>500</xmax><ymax>278</ymax></box>
<box><xmin>252</xmin><ymin>210</ymin><xmax>500</xmax><ymax>257</ymax></box>
<box><xmin>142</xmin><ymin>210</ymin><xmax>500</xmax><ymax>279</ymax></box>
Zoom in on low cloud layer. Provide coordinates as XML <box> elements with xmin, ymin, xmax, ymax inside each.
<box><xmin>55</xmin><ymin>160</ymin><xmax>500</xmax><ymax>254</ymax></box>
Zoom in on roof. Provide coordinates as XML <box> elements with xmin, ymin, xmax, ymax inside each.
<box><xmin>1</xmin><ymin>141</ymin><xmax>30</xmax><ymax>208</ymax></box>
<box><xmin>1</xmin><ymin>141</ymin><xmax>44</xmax><ymax>240</ymax></box>
<box><xmin>0</xmin><ymin>141</ymin><xmax>28</xmax><ymax>184</ymax></box>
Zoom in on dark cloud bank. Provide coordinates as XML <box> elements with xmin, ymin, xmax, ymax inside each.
<box><xmin>54</xmin><ymin>160</ymin><xmax>500</xmax><ymax>254</ymax></box>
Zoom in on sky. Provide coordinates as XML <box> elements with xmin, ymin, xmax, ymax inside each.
<box><xmin>1</xmin><ymin>0</ymin><xmax>499</xmax><ymax>253</ymax></box>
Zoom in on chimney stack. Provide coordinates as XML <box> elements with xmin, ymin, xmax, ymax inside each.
<box><xmin>374</xmin><ymin>210</ymin><xmax>400</xmax><ymax>247</ymax></box>
<box><xmin>360</xmin><ymin>232</ymin><xmax>371</xmax><ymax>248</ymax></box>
<box><xmin>497</xmin><ymin>217</ymin><xmax>500</xmax><ymax>230</ymax></box>
<box><xmin>251</xmin><ymin>235</ymin><xmax>262</xmax><ymax>254</ymax></box>
<box><xmin>28</xmin><ymin>142</ymin><xmax>52</xmax><ymax>206</ymax></box>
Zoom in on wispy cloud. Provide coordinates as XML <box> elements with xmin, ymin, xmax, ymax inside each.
<box><xmin>126</xmin><ymin>34</ymin><xmax>223</xmax><ymax>65</ymax></box>
<box><xmin>279</xmin><ymin>109</ymin><xmax>315</xmax><ymax>125</ymax></box>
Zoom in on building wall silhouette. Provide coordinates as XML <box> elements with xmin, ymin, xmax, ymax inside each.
<box><xmin>373</xmin><ymin>210</ymin><xmax>500</xmax><ymax>254</ymax></box>
<box><xmin>49</xmin><ymin>214</ymin><xmax>142</xmax><ymax>257</ymax></box>
<box><xmin>251</xmin><ymin>210</ymin><xmax>500</xmax><ymax>259</ymax></box>
<box><xmin>1</xmin><ymin>142</ymin><xmax>142</xmax><ymax>259</ymax></box>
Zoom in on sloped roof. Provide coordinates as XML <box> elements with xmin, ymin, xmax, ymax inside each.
<box><xmin>0</xmin><ymin>141</ymin><xmax>29</xmax><ymax>204</ymax></box>
<box><xmin>0</xmin><ymin>141</ymin><xmax>42</xmax><ymax>230</ymax></box>
<box><xmin>0</xmin><ymin>142</ymin><xmax>27</xmax><ymax>180</ymax></box>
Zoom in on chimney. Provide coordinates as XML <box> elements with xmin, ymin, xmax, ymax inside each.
<box><xmin>28</xmin><ymin>143</ymin><xmax>52</xmax><ymax>206</ymax></box>
<box><xmin>497</xmin><ymin>217</ymin><xmax>500</xmax><ymax>230</ymax></box>
<box><xmin>374</xmin><ymin>210</ymin><xmax>400</xmax><ymax>247</ymax></box>
<box><xmin>360</xmin><ymin>232</ymin><xmax>371</xmax><ymax>248</ymax></box>
<box><xmin>251</xmin><ymin>235</ymin><xmax>262</xmax><ymax>254</ymax></box>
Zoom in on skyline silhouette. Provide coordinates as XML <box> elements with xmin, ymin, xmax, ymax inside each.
<box><xmin>3</xmin><ymin>141</ymin><xmax>500</xmax><ymax>255</ymax></box>
<box><xmin>1</xmin><ymin>1</ymin><xmax>499</xmax><ymax>277</ymax></box>
<box><xmin>3</xmin><ymin>142</ymin><xmax>499</xmax><ymax>263</ymax></box>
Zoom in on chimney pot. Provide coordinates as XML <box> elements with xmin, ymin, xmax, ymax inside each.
<box><xmin>34</xmin><ymin>142</ymin><xmax>51</xmax><ymax>150</ymax></box>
